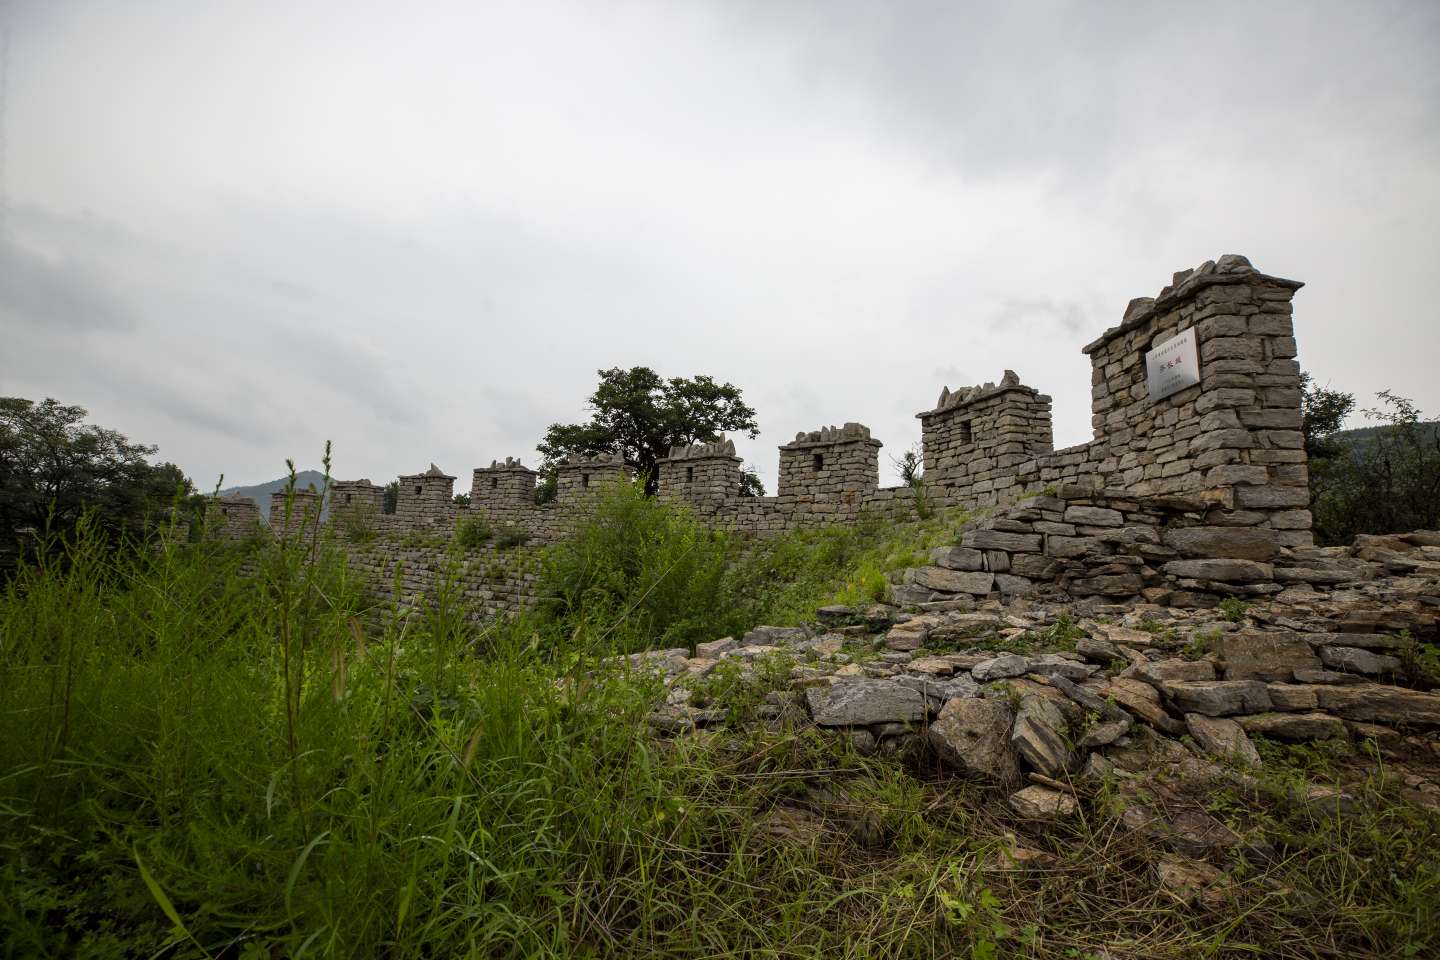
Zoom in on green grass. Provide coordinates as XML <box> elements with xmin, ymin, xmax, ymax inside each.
<box><xmin>2</xmin><ymin>498</ymin><xmax>1438</xmax><ymax>958</ymax></box>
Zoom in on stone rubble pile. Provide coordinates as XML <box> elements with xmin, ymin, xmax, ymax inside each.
<box><xmin>624</xmin><ymin>541</ymin><xmax>1440</xmax><ymax>827</ymax></box>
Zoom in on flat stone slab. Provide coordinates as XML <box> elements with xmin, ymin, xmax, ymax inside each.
<box><xmin>805</xmin><ymin>679</ymin><xmax>929</xmax><ymax>726</ymax></box>
<box><xmin>1166</xmin><ymin>680</ymin><xmax>1272</xmax><ymax>717</ymax></box>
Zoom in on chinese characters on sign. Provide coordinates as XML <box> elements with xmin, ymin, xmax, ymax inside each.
<box><xmin>1145</xmin><ymin>328</ymin><xmax>1200</xmax><ymax>402</ymax></box>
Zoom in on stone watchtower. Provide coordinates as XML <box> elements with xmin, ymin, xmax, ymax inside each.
<box><xmin>918</xmin><ymin>370</ymin><xmax>1054</xmax><ymax>506</ymax></box>
<box><xmin>208</xmin><ymin>492</ymin><xmax>260</xmax><ymax>538</ymax></box>
<box><xmin>330</xmin><ymin>479</ymin><xmax>384</xmax><ymax>526</ymax></box>
<box><xmin>1080</xmin><ymin>253</ymin><xmax>1310</xmax><ymax>547</ymax></box>
<box><xmin>470</xmin><ymin>457</ymin><xmax>539</xmax><ymax>523</ymax></box>
<box><xmin>778</xmin><ymin>423</ymin><xmax>882</xmax><ymax>513</ymax></box>
<box><xmin>656</xmin><ymin>438</ymin><xmax>742</xmax><ymax>513</ymax></box>
<box><xmin>554</xmin><ymin>453</ymin><xmax>630</xmax><ymax>500</ymax></box>
<box><xmin>269</xmin><ymin>486</ymin><xmax>322</xmax><ymax>535</ymax></box>
<box><xmin>396</xmin><ymin>464</ymin><xmax>456</xmax><ymax>525</ymax></box>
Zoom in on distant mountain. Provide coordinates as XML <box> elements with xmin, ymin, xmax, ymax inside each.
<box><xmin>1333</xmin><ymin>422</ymin><xmax>1440</xmax><ymax>445</ymax></box>
<box><xmin>217</xmin><ymin>471</ymin><xmax>331</xmax><ymax>524</ymax></box>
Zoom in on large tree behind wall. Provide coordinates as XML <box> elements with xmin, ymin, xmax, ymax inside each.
<box><xmin>538</xmin><ymin>367</ymin><xmax>761</xmax><ymax>496</ymax></box>
<box><xmin>0</xmin><ymin>398</ymin><xmax>196</xmax><ymax>559</ymax></box>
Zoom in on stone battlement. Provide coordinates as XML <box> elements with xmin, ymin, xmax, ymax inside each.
<box><xmin>212</xmin><ymin>255</ymin><xmax>1313</xmax><ymax>602</ymax></box>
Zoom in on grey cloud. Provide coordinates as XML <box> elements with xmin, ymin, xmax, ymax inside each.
<box><xmin>990</xmin><ymin>298</ymin><xmax>1086</xmax><ymax>336</ymax></box>
<box><xmin>0</xmin><ymin>233</ymin><xmax>140</xmax><ymax>332</ymax></box>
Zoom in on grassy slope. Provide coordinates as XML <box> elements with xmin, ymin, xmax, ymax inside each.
<box><xmin>1</xmin><ymin>511</ymin><xmax>1437</xmax><ymax>958</ymax></box>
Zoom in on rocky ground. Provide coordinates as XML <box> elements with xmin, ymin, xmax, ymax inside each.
<box><xmin>621</xmin><ymin>531</ymin><xmax>1440</xmax><ymax>921</ymax></box>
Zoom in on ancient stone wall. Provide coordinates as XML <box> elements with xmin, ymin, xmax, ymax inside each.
<box><xmin>211</xmin><ymin>254</ymin><xmax>1314</xmax><ymax>609</ymax></box>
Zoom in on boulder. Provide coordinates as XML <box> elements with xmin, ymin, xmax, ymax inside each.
<box><xmin>894</xmin><ymin>673</ymin><xmax>979</xmax><ymax>703</ymax></box>
<box><xmin>1184</xmin><ymin>714</ymin><xmax>1261</xmax><ymax>766</ymax></box>
<box><xmin>805</xmin><ymin>680</ymin><xmax>929</xmax><ymax>726</ymax></box>
<box><xmin>1166</xmin><ymin>680</ymin><xmax>1272</xmax><ymax>716</ymax></box>
<box><xmin>1077</xmin><ymin>717</ymin><xmax>1132</xmax><ymax>748</ymax></box>
<box><xmin>742</xmin><ymin>626</ymin><xmax>807</xmax><ymax>646</ymax></box>
<box><xmin>928</xmin><ymin>698</ymin><xmax>1021</xmax><ymax>785</ymax></box>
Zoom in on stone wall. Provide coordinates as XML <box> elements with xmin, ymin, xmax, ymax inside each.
<box><xmin>211</xmin><ymin>254</ymin><xmax>1314</xmax><ymax>608</ymax></box>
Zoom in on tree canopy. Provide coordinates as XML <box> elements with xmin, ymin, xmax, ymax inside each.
<box><xmin>538</xmin><ymin>367</ymin><xmax>762</xmax><ymax>495</ymax></box>
<box><xmin>0</xmin><ymin>397</ymin><xmax>194</xmax><ymax>559</ymax></box>
<box><xmin>1301</xmin><ymin>375</ymin><xmax>1440</xmax><ymax>544</ymax></box>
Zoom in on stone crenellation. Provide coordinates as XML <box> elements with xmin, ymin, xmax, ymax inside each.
<box><xmin>210</xmin><ymin>255</ymin><xmax>1317</xmax><ymax>608</ymax></box>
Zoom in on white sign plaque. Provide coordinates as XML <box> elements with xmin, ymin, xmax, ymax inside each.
<box><xmin>1145</xmin><ymin>328</ymin><xmax>1200</xmax><ymax>402</ymax></box>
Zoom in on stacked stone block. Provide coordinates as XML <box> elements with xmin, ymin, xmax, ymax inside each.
<box><xmin>555</xmin><ymin>453</ymin><xmax>630</xmax><ymax>500</ymax></box>
<box><xmin>470</xmin><ymin>458</ymin><xmax>539</xmax><ymax>524</ymax></box>
<box><xmin>330</xmin><ymin>479</ymin><xmax>384</xmax><ymax>527</ymax></box>
<box><xmin>1081</xmin><ymin>254</ymin><xmax>1309</xmax><ymax>549</ymax></box>
<box><xmin>657</xmin><ymin>438</ymin><xmax>741</xmax><ymax>514</ymax></box>
<box><xmin>396</xmin><ymin>464</ymin><xmax>456</xmax><ymax>526</ymax></box>
<box><xmin>269</xmin><ymin>487</ymin><xmax>323</xmax><ymax>536</ymax></box>
<box><xmin>208</xmin><ymin>493</ymin><xmax>261</xmax><ymax>538</ymax></box>
<box><xmin>777</xmin><ymin>423</ymin><xmax>882</xmax><ymax>516</ymax></box>
<box><xmin>918</xmin><ymin>369</ymin><xmax>1055</xmax><ymax>507</ymax></box>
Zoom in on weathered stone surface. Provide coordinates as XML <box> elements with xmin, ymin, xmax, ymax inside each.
<box><xmin>1025</xmin><ymin>653</ymin><xmax>1093</xmax><ymax>681</ymax></box>
<box><xmin>1077</xmin><ymin>717</ymin><xmax>1131</xmax><ymax>748</ymax></box>
<box><xmin>1011</xmin><ymin>695</ymin><xmax>1076</xmax><ymax>777</ymax></box>
<box><xmin>1162</xmin><ymin>559</ymin><xmax>1275</xmax><ymax>582</ymax></box>
<box><xmin>1237</xmin><ymin>711</ymin><xmax>1347</xmax><ymax>741</ymax></box>
<box><xmin>1318</xmin><ymin>646</ymin><xmax>1403</xmax><ymax>677</ymax></box>
<box><xmin>928</xmin><ymin>698</ymin><xmax>1020</xmax><ymax>784</ymax></box>
<box><xmin>972</xmin><ymin>654</ymin><xmax>1031</xmax><ymax>681</ymax></box>
<box><xmin>930</xmin><ymin>546</ymin><xmax>986</xmax><ymax>571</ymax></box>
<box><xmin>1075</xmin><ymin>636</ymin><xmax>1122</xmax><ymax>663</ymax></box>
<box><xmin>805</xmin><ymin>680</ymin><xmax>929</xmax><ymax>726</ymax></box>
<box><xmin>884</xmin><ymin>620</ymin><xmax>929</xmax><ymax>651</ymax></box>
<box><xmin>1072</xmin><ymin>573</ymin><xmax>1145</xmax><ymax>596</ymax></box>
<box><xmin>1166</xmin><ymin>680</ymin><xmax>1272</xmax><ymax>716</ymax></box>
<box><xmin>1164</xmin><ymin>526</ymin><xmax>1280</xmax><ymax>561</ymax></box>
<box><xmin>1314</xmin><ymin>684</ymin><xmax>1440</xmax><ymax>725</ymax></box>
<box><xmin>1136</xmin><ymin>659</ymin><xmax>1216</xmax><ymax>684</ymax></box>
<box><xmin>1156</xmin><ymin>856</ymin><xmax>1232</xmax><ymax>909</ymax></box>
<box><xmin>1265</xmin><ymin>683</ymin><xmax>1320</xmax><ymax>711</ymax></box>
<box><xmin>894</xmin><ymin>673</ymin><xmax>979</xmax><ymax>703</ymax></box>
<box><xmin>743</xmin><ymin>626</ymin><xmax>808</xmax><ymax>646</ymax></box>
<box><xmin>696</xmin><ymin>637</ymin><xmax>737</xmax><ymax>659</ymax></box>
<box><xmin>1008</xmin><ymin>785</ymin><xmax>1078</xmax><ymax>819</ymax></box>
<box><xmin>1185</xmin><ymin>714</ymin><xmax>1261</xmax><ymax>766</ymax></box>
<box><xmin>1103</xmin><ymin>678</ymin><xmax>1185</xmax><ymax>733</ymax></box>
<box><xmin>994</xmin><ymin>574</ymin><xmax>1036</xmax><ymax>596</ymax></box>
<box><xmin>912</xmin><ymin>567</ymin><xmax>995</xmax><ymax>596</ymax></box>
<box><xmin>962</xmin><ymin>530</ymin><xmax>1043</xmax><ymax>553</ymax></box>
<box><xmin>1214</xmin><ymin>631</ymin><xmax>1321</xmax><ymax>681</ymax></box>
<box><xmin>1064</xmin><ymin>505</ymin><xmax>1124</xmax><ymax>527</ymax></box>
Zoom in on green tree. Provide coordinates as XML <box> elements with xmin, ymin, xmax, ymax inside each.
<box><xmin>0</xmin><ymin>398</ymin><xmax>194</xmax><ymax>558</ymax></box>
<box><xmin>538</xmin><ymin>367</ymin><xmax>759</xmax><ymax>496</ymax></box>
<box><xmin>1300</xmin><ymin>372</ymin><xmax>1356</xmax><ymax>461</ymax></box>
<box><xmin>382</xmin><ymin>481</ymin><xmax>399</xmax><ymax>514</ymax></box>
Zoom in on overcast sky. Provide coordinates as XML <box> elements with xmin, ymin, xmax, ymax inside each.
<box><xmin>3</xmin><ymin>0</ymin><xmax>1438</xmax><ymax>492</ymax></box>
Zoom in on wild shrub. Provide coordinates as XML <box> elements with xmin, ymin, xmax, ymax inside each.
<box><xmin>535</xmin><ymin>479</ymin><xmax>734</xmax><ymax>653</ymax></box>
<box><xmin>453</xmin><ymin>515</ymin><xmax>492</xmax><ymax>550</ymax></box>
